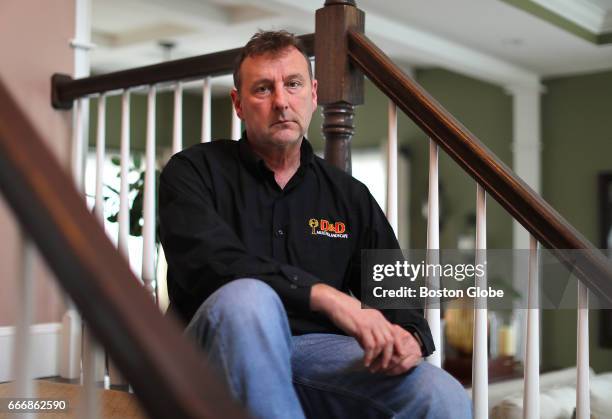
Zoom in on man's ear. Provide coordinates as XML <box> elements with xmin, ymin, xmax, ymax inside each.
<box><xmin>311</xmin><ymin>79</ymin><xmax>318</xmax><ymax>108</ymax></box>
<box><xmin>230</xmin><ymin>88</ymin><xmax>243</xmax><ymax>120</ymax></box>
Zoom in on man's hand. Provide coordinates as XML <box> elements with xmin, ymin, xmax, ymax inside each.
<box><xmin>310</xmin><ymin>284</ymin><xmax>397</xmax><ymax>369</ymax></box>
<box><xmin>368</xmin><ymin>324</ymin><xmax>423</xmax><ymax>375</ymax></box>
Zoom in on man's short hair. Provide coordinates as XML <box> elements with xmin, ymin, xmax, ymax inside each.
<box><xmin>233</xmin><ymin>30</ymin><xmax>313</xmax><ymax>93</ymax></box>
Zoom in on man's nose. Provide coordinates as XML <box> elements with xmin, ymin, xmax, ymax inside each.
<box><xmin>272</xmin><ymin>87</ymin><xmax>289</xmax><ymax>110</ymax></box>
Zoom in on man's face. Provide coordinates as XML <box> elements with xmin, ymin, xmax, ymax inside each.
<box><xmin>231</xmin><ymin>47</ymin><xmax>318</xmax><ymax>149</ymax></box>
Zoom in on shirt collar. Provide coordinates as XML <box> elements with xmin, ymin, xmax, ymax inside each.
<box><xmin>238</xmin><ymin>133</ymin><xmax>315</xmax><ymax>176</ymax></box>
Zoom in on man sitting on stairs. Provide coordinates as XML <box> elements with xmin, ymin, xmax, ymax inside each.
<box><xmin>159</xmin><ymin>29</ymin><xmax>471</xmax><ymax>419</ymax></box>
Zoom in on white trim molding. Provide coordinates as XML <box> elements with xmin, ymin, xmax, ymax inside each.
<box><xmin>533</xmin><ymin>0</ymin><xmax>608</xmax><ymax>33</ymax></box>
<box><xmin>0</xmin><ymin>323</ymin><xmax>62</xmax><ymax>383</ymax></box>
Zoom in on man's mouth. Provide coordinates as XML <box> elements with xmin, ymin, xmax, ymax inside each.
<box><xmin>271</xmin><ymin>120</ymin><xmax>296</xmax><ymax>127</ymax></box>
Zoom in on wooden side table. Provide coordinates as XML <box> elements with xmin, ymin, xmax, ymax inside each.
<box><xmin>443</xmin><ymin>355</ymin><xmax>522</xmax><ymax>387</ymax></box>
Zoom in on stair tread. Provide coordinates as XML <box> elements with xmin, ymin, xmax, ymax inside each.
<box><xmin>0</xmin><ymin>380</ymin><xmax>147</xmax><ymax>419</ymax></box>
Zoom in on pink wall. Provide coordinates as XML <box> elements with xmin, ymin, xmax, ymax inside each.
<box><xmin>0</xmin><ymin>0</ymin><xmax>75</xmax><ymax>326</ymax></box>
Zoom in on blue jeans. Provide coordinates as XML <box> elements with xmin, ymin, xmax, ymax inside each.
<box><xmin>186</xmin><ymin>279</ymin><xmax>472</xmax><ymax>419</ymax></box>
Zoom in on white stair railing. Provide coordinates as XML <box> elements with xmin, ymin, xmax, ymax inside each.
<box><xmin>142</xmin><ymin>86</ymin><xmax>157</xmax><ymax>297</ymax></box>
<box><xmin>523</xmin><ymin>235</ymin><xmax>540</xmax><ymax>419</ymax></box>
<box><xmin>94</xmin><ymin>94</ymin><xmax>106</xmax><ymax>223</ymax></box>
<box><xmin>472</xmin><ymin>184</ymin><xmax>488</xmax><ymax>419</ymax></box>
<box><xmin>576</xmin><ymin>281</ymin><xmax>590</xmax><ymax>419</ymax></box>
<box><xmin>173</xmin><ymin>82</ymin><xmax>183</xmax><ymax>154</ymax></box>
<box><xmin>118</xmin><ymin>90</ymin><xmax>131</xmax><ymax>260</ymax></box>
<box><xmin>202</xmin><ymin>77</ymin><xmax>212</xmax><ymax>143</ymax></box>
<box><xmin>90</xmin><ymin>93</ymin><xmax>108</xmax><ymax>392</ymax></box>
<box><xmin>231</xmin><ymin>101</ymin><xmax>241</xmax><ymax>141</ymax></box>
<box><xmin>386</xmin><ymin>100</ymin><xmax>398</xmax><ymax>235</ymax></box>
<box><xmin>71</xmin><ymin>98</ymin><xmax>87</xmax><ymax>193</ymax></box>
<box><xmin>426</xmin><ymin>139</ymin><xmax>441</xmax><ymax>367</ymax></box>
<box><xmin>81</xmin><ymin>328</ymin><xmax>100</xmax><ymax>419</ymax></box>
<box><xmin>12</xmin><ymin>234</ymin><xmax>36</xmax><ymax>419</ymax></box>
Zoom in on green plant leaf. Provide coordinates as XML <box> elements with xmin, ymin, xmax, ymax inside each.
<box><xmin>105</xmin><ymin>184</ymin><xmax>120</xmax><ymax>195</ymax></box>
<box><xmin>133</xmin><ymin>154</ymin><xmax>142</xmax><ymax>169</ymax></box>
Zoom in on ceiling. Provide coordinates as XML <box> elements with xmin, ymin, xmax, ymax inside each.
<box><xmin>89</xmin><ymin>0</ymin><xmax>612</xmax><ymax>91</ymax></box>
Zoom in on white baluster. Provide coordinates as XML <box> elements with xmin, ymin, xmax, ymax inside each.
<box><xmin>231</xmin><ymin>102</ymin><xmax>241</xmax><ymax>140</ymax></box>
<box><xmin>142</xmin><ymin>86</ymin><xmax>157</xmax><ymax>296</ymax></box>
<box><xmin>386</xmin><ymin>100</ymin><xmax>398</xmax><ymax>234</ymax></box>
<box><xmin>94</xmin><ymin>96</ymin><xmax>112</xmax><ymax>391</ymax></box>
<box><xmin>60</xmin><ymin>95</ymin><xmax>86</xmax><ymax>381</ymax></box>
<box><xmin>472</xmin><ymin>184</ymin><xmax>488</xmax><ymax>419</ymax></box>
<box><xmin>173</xmin><ymin>82</ymin><xmax>183</xmax><ymax>154</ymax></box>
<box><xmin>80</xmin><ymin>328</ymin><xmax>100</xmax><ymax>419</ymax></box>
<box><xmin>426</xmin><ymin>139</ymin><xmax>441</xmax><ymax>367</ymax></box>
<box><xmin>109</xmin><ymin>93</ymin><xmax>131</xmax><ymax>388</ymax></box>
<box><xmin>523</xmin><ymin>235</ymin><xmax>539</xmax><ymax>419</ymax></box>
<box><xmin>59</xmin><ymin>309</ymin><xmax>81</xmax><ymax>379</ymax></box>
<box><xmin>71</xmin><ymin>98</ymin><xmax>87</xmax><ymax>193</ymax></box>
<box><xmin>202</xmin><ymin>77</ymin><xmax>211</xmax><ymax>143</ymax></box>
<box><xmin>94</xmin><ymin>94</ymin><xmax>106</xmax><ymax>223</ymax></box>
<box><xmin>12</xmin><ymin>234</ymin><xmax>36</xmax><ymax>419</ymax></box>
<box><xmin>576</xmin><ymin>281</ymin><xmax>590</xmax><ymax>419</ymax></box>
<box><xmin>118</xmin><ymin>90</ymin><xmax>131</xmax><ymax>260</ymax></box>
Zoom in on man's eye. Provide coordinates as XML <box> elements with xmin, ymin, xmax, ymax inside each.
<box><xmin>255</xmin><ymin>86</ymin><xmax>270</xmax><ymax>94</ymax></box>
<box><xmin>287</xmin><ymin>80</ymin><xmax>303</xmax><ymax>89</ymax></box>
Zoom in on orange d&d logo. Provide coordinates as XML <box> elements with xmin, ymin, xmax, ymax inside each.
<box><xmin>308</xmin><ymin>218</ymin><xmax>348</xmax><ymax>239</ymax></box>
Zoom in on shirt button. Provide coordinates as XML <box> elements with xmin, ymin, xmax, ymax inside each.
<box><xmin>292</xmin><ymin>275</ymin><xmax>298</xmax><ymax>281</ymax></box>
<box><xmin>290</xmin><ymin>284</ymin><xmax>297</xmax><ymax>289</ymax></box>
<box><xmin>275</xmin><ymin>229</ymin><xmax>285</xmax><ymax>238</ymax></box>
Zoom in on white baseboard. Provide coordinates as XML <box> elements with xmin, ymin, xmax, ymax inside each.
<box><xmin>0</xmin><ymin>323</ymin><xmax>62</xmax><ymax>382</ymax></box>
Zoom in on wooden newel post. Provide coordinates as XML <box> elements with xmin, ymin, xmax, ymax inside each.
<box><xmin>315</xmin><ymin>0</ymin><xmax>365</xmax><ymax>173</ymax></box>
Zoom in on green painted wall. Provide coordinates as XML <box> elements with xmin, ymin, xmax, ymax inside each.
<box><xmin>541</xmin><ymin>70</ymin><xmax>612</xmax><ymax>372</ymax></box>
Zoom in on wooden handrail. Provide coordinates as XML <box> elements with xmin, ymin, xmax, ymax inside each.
<box><xmin>347</xmin><ymin>29</ymin><xmax>612</xmax><ymax>304</ymax></box>
<box><xmin>0</xmin><ymin>80</ymin><xmax>247</xmax><ymax>419</ymax></box>
<box><xmin>51</xmin><ymin>33</ymin><xmax>314</xmax><ymax>109</ymax></box>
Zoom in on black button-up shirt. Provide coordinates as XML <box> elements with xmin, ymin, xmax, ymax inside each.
<box><xmin>159</xmin><ymin>136</ymin><xmax>434</xmax><ymax>356</ymax></box>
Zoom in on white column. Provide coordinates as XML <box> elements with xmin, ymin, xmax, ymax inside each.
<box><xmin>426</xmin><ymin>139</ymin><xmax>441</xmax><ymax>367</ymax></box>
<box><xmin>386</xmin><ymin>100</ymin><xmax>398</xmax><ymax>234</ymax></box>
<box><xmin>142</xmin><ymin>86</ymin><xmax>157</xmax><ymax>296</ymax></box>
<box><xmin>472</xmin><ymin>184</ymin><xmax>488</xmax><ymax>419</ymax></box>
<box><xmin>94</xmin><ymin>94</ymin><xmax>106</xmax><ymax>223</ymax></box>
<box><xmin>576</xmin><ymin>281</ymin><xmax>590</xmax><ymax>419</ymax></box>
<box><xmin>523</xmin><ymin>235</ymin><xmax>540</xmax><ymax>419</ymax></box>
<box><xmin>201</xmin><ymin>77</ymin><xmax>211</xmax><ymax>143</ymax></box>
<box><xmin>507</xmin><ymin>85</ymin><xmax>542</xmax><ymax>362</ymax></box>
<box><xmin>172</xmin><ymin>82</ymin><xmax>183</xmax><ymax>154</ymax></box>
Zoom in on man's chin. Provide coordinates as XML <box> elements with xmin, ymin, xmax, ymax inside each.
<box><xmin>268</xmin><ymin>131</ymin><xmax>303</xmax><ymax>147</ymax></box>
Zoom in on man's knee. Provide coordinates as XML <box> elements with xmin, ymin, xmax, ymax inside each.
<box><xmin>189</xmin><ymin>278</ymin><xmax>285</xmax><ymax>332</ymax></box>
<box><xmin>405</xmin><ymin>362</ymin><xmax>471</xmax><ymax>417</ymax></box>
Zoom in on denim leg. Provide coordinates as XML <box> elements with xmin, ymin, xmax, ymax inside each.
<box><xmin>185</xmin><ymin>278</ymin><xmax>306</xmax><ymax>419</ymax></box>
<box><xmin>291</xmin><ymin>333</ymin><xmax>471</xmax><ymax>419</ymax></box>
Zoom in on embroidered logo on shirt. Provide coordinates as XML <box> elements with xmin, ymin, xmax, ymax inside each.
<box><xmin>308</xmin><ymin>218</ymin><xmax>348</xmax><ymax>239</ymax></box>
